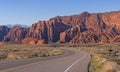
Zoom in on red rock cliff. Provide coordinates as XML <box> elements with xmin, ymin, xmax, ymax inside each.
<box><xmin>1</xmin><ymin>11</ymin><xmax>120</xmax><ymax>44</ymax></box>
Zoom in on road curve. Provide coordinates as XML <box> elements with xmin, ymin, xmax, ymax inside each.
<box><xmin>0</xmin><ymin>48</ymin><xmax>91</xmax><ymax>72</ymax></box>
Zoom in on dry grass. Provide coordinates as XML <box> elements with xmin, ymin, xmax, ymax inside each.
<box><xmin>0</xmin><ymin>43</ymin><xmax>120</xmax><ymax>72</ymax></box>
<box><xmin>55</xmin><ymin>43</ymin><xmax>120</xmax><ymax>72</ymax></box>
<box><xmin>101</xmin><ymin>61</ymin><xmax>118</xmax><ymax>72</ymax></box>
<box><xmin>72</xmin><ymin>43</ymin><xmax>120</xmax><ymax>72</ymax></box>
<box><xmin>0</xmin><ymin>44</ymin><xmax>64</xmax><ymax>61</ymax></box>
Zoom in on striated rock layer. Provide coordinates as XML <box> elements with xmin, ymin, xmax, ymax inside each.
<box><xmin>1</xmin><ymin>11</ymin><xmax>120</xmax><ymax>44</ymax></box>
<box><xmin>26</xmin><ymin>21</ymin><xmax>71</xmax><ymax>42</ymax></box>
<box><xmin>0</xmin><ymin>26</ymin><xmax>9</xmax><ymax>41</ymax></box>
<box><xmin>3</xmin><ymin>26</ymin><xmax>28</xmax><ymax>42</ymax></box>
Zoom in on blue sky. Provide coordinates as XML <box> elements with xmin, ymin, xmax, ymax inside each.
<box><xmin>0</xmin><ymin>0</ymin><xmax>120</xmax><ymax>26</ymax></box>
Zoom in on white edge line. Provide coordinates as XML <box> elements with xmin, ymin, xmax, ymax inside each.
<box><xmin>64</xmin><ymin>54</ymin><xmax>86</xmax><ymax>72</ymax></box>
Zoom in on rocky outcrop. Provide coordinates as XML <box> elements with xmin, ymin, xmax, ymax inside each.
<box><xmin>112</xmin><ymin>35</ymin><xmax>120</xmax><ymax>42</ymax></box>
<box><xmin>26</xmin><ymin>20</ymin><xmax>71</xmax><ymax>42</ymax></box>
<box><xmin>22</xmin><ymin>37</ymin><xmax>37</xmax><ymax>44</ymax></box>
<box><xmin>0</xmin><ymin>11</ymin><xmax>120</xmax><ymax>44</ymax></box>
<box><xmin>3</xmin><ymin>26</ymin><xmax>28</xmax><ymax>42</ymax></box>
<box><xmin>22</xmin><ymin>38</ymin><xmax>47</xmax><ymax>44</ymax></box>
<box><xmin>37</xmin><ymin>39</ymin><xmax>48</xmax><ymax>44</ymax></box>
<box><xmin>0</xmin><ymin>26</ymin><xmax>9</xmax><ymax>41</ymax></box>
<box><xmin>59</xmin><ymin>11</ymin><xmax>120</xmax><ymax>43</ymax></box>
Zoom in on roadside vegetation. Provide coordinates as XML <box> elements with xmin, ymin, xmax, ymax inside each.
<box><xmin>0</xmin><ymin>44</ymin><xmax>64</xmax><ymax>61</ymax></box>
<box><xmin>43</xmin><ymin>43</ymin><xmax>120</xmax><ymax>72</ymax></box>
<box><xmin>71</xmin><ymin>43</ymin><xmax>120</xmax><ymax>72</ymax></box>
<box><xmin>0</xmin><ymin>43</ymin><xmax>120</xmax><ymax>72</ymax></box>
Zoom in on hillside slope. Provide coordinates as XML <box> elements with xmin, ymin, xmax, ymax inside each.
<box><xmin>0</xmin><ymin>11</ymin><xmax>120</xmax><ymax>44</ymax></box>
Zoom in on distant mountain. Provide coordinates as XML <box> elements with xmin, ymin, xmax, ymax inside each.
<box><xmin>6</xmin><ymin>24</ymin><xmax>30</xmax><ymax>28</ymax></box>
<box><xmin>0</xmin><ymin>11</ymin><xmax>120</xmax><ymax>44</ymax></box>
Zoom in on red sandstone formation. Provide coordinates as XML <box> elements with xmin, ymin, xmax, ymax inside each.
<box><xmin>0</xmin><ymin>11</ymin><xmax>120</xmax><ymax>44</ymax></box>
<box><xmin>3</xmin><ymin>26</ymin><xmax>28</xmax><ymax>42</ymax></box>
<box><xmin>37</xmin><ymin>39</ymin><xmax>48</xmax><ymax>44</ymax></box>
<box><xmin>22</xmin><ymin>37</ymin><xmax>37</xmax><ymax>44</ymax></box>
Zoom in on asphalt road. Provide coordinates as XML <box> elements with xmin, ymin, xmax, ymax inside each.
<box><xmin>0</xmin><ymin>48</ymin><xmax>91</xmax><ymax>72</ymax></box>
